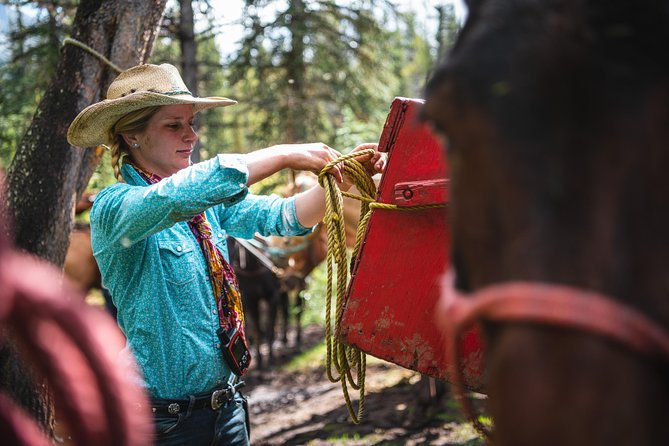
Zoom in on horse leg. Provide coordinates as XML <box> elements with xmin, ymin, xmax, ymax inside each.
<box><xmin>294</xmin><ymin>289</ymin><xmax>304</xmax><ymax>348</ymax></box>
<box><xmin>254</xmin><ymin>300</ymin><xmax>266</xmax><ymax>371</ymax></box>
<box><xmin>266</xmin><ymin>290</ymin><xmax>279</xmax><ymax>368</ymax></box>
<box><xmin>415</xmin><ymin>375</ymin><xmax>449</xmax><ymax>422</ymax></box>
<box><xmin>279</xmin><ymin>290</ymin><xmax>289</xmax><ymax>346</ymax></box>
<box><xmin>241</xmin><ymin>282</ymin><xmax>263</xmax><ymax>371</ymax></box>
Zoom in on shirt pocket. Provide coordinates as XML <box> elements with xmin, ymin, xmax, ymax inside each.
<box><xmin>158</xmin><ymin>241</ymin><xmax>198</xmax><ymax>288</ymax></box>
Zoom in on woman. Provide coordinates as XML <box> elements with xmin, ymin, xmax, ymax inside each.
<box><xmin>67</xmin><ymin>63</ymin><xmax>384</xmax><ymax>446</ymax></box>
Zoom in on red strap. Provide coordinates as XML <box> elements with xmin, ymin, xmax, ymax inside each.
<box><xmin>441</xmin><ymin>276</ymin><xmax>669</xmax><ymax>359</ymax></box>
<box><xmin>438</xmin><ymin>271</ymin><xmax>669</xmax><ymax>438</ymax></box>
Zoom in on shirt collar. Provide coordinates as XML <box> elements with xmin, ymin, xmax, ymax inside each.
<box><xmin>120</xmin><ymin>161</ymin><xmax>150</xmax><ymax>186</ymax></box>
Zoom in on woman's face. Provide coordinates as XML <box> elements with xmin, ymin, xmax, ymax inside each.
<box><xmin>126</xmin><ymin>104</ymin><xmax>198</xmax><ymax>177</ymax></box>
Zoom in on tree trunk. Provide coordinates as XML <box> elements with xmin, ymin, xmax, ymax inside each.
<box><xmin>179</xmin><ymin>0</ymin><xmax>201</xmax><ymax>162</ymax></box>
<box><xmin>3</xmin><ymin>0</ymin><xmax>167</xmax><ymax>437</ymax></box>
<box><xmin>286</xmin><ymin>0</ymin><xmax>307</xmax><ymax>144</ymax></box>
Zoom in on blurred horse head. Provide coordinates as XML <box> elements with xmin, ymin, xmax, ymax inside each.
<box><xmin>425</xmin><ymin>1</ymin><xmax>669</xmax><ymax>444</ymax></box>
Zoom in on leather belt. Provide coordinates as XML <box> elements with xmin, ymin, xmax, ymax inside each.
<box><xmin>151</xmin><ymin>381</ymin><xmax>245</xmax><ymax>416</ymax></box>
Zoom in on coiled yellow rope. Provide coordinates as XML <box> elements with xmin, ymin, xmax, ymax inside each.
<box><xmin>318</xmin><ymin>149</ymin><xmax>446</xmax><ymax>423</ymax></box>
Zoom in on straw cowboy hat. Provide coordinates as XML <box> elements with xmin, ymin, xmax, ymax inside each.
<box><xmin>67</xmin><ymin>63</ymin><xmax>236</xmax><ymax>148</ymax></box>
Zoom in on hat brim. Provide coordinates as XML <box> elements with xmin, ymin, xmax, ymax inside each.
<box><xmin>67</xmin><ymin>91</ymin><xmax>237</xmax><ymax>148</ymax></box>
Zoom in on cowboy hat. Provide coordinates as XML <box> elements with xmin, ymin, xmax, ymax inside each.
<box><xmin>67</xmin><ymin>63</ymin><xmax>237</xmax><ymax>148</ymax></box>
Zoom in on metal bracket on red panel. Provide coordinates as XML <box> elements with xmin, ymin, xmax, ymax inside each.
<box><xmin>393</xmin><ymin>179</ymin><xmax>449</xmax><ymax>206</ymax></box>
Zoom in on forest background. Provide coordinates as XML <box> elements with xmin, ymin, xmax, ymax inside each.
<box><xmin>0</xmin><ymin>0</ymin><xmax>462</xmax><ymax>193</ymax></box>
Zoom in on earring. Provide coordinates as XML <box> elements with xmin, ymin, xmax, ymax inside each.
<box><xmin>132</xmin><ymin>143</ymin><xmax>139</xmax><ymax>148</ymax></box>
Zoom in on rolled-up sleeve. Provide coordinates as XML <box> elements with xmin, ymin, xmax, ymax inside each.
<box><xmin>91</xmin><ymin>154</ymin><xmax>251</xmax><ymax>249</ymax></box>
<box><xmin>219</xmin><ymin>194</ymin><xmax>313</xmax><ymax>239</ymax></box>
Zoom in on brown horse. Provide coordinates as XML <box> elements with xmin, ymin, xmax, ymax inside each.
<box><xmin>266</xmin><ymin>223</ymin><xmax>328</xmax><ymax>347</ymax></box>
<box><xmin>424</xmin><ymin>1</ymin><xmax>669</xmax><ymax>445</ymax></box>
<box><xmin>228</xmin><ymin>236</ymin><xmax>287</xmax><ymax>370</ymax></box>
<box><xmin>265</xmin><ymin>176</ymin><xmax>371</xmax><ymax>347</ymax></box>
<box><xmin>64</xmin><ymin>221</ymin><xmax>101</xmax><ymax>292</ymax></box>
<box><xmin>64</xmin><ymin>193</ymin><xmax>101</xmax><ymax>293</ymax></box>
<box><xmin>230</xmin><ymin>177</ymin><xmax>369</xmax><ymax>368</ymax></box>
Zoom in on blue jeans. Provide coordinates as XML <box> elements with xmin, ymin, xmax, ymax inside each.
<box><xmin>152</xmin><ymin>393</ymin><xmax>250</xmax><ymax>446</ymax></box>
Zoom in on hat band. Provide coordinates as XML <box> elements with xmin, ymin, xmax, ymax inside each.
<box><xmin>161</xmin><ymin>89</ymin><xmax>192</xmax><ymax>96</ymax></box>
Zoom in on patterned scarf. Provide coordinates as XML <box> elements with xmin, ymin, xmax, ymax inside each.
<box><xmin>130</xmin><ymin>162</ymin><xmax>246</xmax><ymax>337</ymax></box>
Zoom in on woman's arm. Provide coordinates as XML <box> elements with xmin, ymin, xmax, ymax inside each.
<box><xmin>293</xmin><ymin>185</ymin><xmax>328</xmax><ymax>228</ymax></box>
<box><xmin>92</xmin><ymin>156</ymin><xmax>249</xmax><ymax>248</ymax></box>
<box><xmin>244</xmin><ymin>142</ymin><xmax>385</xmax><ymax>227</ymax></box>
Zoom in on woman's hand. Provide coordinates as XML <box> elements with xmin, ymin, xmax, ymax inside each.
<box><xmin>276</xmin><ymin>143</ymin><xmax>344</xmax><ymax>183</ymax></box>
<box><xmin>264</xmin><ymin>142</ymin><xmax>385</xmax><ymax>187</ymax></box>
<box><xmin>340</xmin><ymin>143</ymin><xmax>387</xmax><ymax>191</ymax></box>
<box><xmin>246</xmin><ymin>142</ymin><xmax>343</xmax><ymax>185</ymax></box>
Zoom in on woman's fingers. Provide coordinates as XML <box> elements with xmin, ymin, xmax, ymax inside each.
<box><xmin>350</xmin><ymin>144</ymin><xmax>386</xmax><ymax>176</ymax></box>
<box><xmin>372</xmin><ymin>152</ymin><xmax>387</xmax><ymax>173</ymax></box>
<box><xmin>319</xmin><ymin>145</ymin><xmax>341</xmax><ymax>182</ymax></box>
<box><xmin>349</xmin><ymin>143</ymin><xmax>384</xmax><ymax>175</ymax></box>
<box><xmin>330</xmin><ymin>163</ymin><xmax>343</xmax><ymax>183</ymax></box>
<box><xmin>354</xmin><ymin>143</ymin><xmax>378</xmax><ymax>152</ymax></box>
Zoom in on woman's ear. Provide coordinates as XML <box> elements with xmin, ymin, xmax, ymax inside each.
<box><xmin>121</xmin><ymin>133</ymin><xmax>139</xmax><ymax>149</ymax></box>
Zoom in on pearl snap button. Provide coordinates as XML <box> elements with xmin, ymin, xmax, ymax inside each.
<box><xmin>176</xmin><ymin>245</ymin><xmax>183</xmax><ymax>252</ymax></box>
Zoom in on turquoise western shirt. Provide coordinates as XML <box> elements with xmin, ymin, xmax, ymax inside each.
<box><xmin>90</xmin><ymin>155</ymin><xmax>311</xmax><ymax>399</ymax></box>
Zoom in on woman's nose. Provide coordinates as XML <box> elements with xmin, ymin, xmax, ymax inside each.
<box><xmin>183</xmin><ymin>126</ymin><xmax>198</xmax><ymax>143</ymax></box>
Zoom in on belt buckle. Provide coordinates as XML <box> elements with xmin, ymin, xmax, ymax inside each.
<box><xmin>210</xmin><ymin>388</ymin><xmax>227</xmax><ymax>410</ymax></box>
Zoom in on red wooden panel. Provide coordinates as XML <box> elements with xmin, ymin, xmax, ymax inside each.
<box><xmin>340</xmin><ymin>97</ymin><xmax>484</xmax><ymax>391</ymax></box>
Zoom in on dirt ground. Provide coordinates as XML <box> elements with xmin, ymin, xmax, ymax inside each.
<box><xmin>243</xmin><ymin>325</ymin><xmax>486</xmax><ymax>446</ymax></box>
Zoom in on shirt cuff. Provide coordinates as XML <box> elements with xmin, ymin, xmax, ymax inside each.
<box><xmin>282</xmin><ymin>195</ymin><xmax>314</xmax><ymax>236</ymax></box>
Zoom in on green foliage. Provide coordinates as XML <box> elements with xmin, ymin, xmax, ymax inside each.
<box><xmin>299</xmin><ymin>259</ymin><xmax>330</xmax><ymax>325</ymax></box>
<box><xmin>389</xmin><ymin>11</ymin><xmax>435</xmax><ymax>99</ymax></box>
<box><xmin>435</xmin><ymin>3</ymin><xmax>460</xmax><ymax>61</ymax></box>
<box><xmin>281</xmin><ymin>338</ymin><xmax>326</xmax><ymax>372</ymax></box>
<box><xmin>322</xmin><ymin>432</ymin><xmax>366</xmax><ymax>444</ymax></box>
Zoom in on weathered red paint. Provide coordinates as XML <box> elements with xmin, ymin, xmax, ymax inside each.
<box><xmin>340</xmin><ymin>97</ymin><xmax>485</xmax><ymax>391</ymax></box>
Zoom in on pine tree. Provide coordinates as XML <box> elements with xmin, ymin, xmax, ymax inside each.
<box><xmin>226</xmin><ymin>0</ymin><xmax>399</xmax><ymax>152</ymax></box>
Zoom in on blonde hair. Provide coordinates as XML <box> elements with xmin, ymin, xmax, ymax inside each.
<box><xmin>107</xmin><ymin>106</ymin><xmax>161</xmax><ymax>182</ymax></box>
